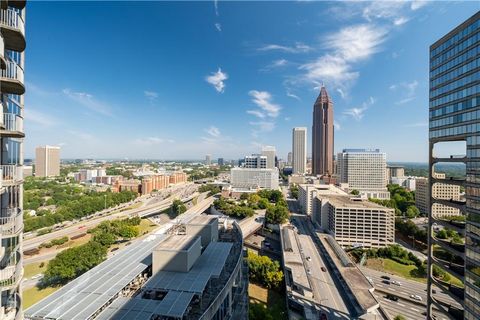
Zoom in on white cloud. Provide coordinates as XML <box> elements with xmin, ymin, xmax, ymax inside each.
<box><xmin>249</xmin><ymin>121</ymin><xmax>275</xmax><ymax>132</ymax></box>
<box><xmin>214</xmin><ymin>0</ymin><xmax>219</xmax><ymax>16</ymax></box>
<box><xmin>215</xmin><ymin>23</ymin><xmax>222</xmax><ymax>32</ymax></box>
<box><xmin>63</xmin><ymin>88</ymin><xmax>112</xmax><ymax>116</ymax></box>
<box><xmin>205</xmin><ymin>68</ymin><xmax>228</xmax><ymax>93</ymax></box>
<box><xmin>394</xmin><ymin>16</ymin><xmax>409</xmax><ymax>26</ymax></box>
<box><xmin>334</xmin><ymin>121</ymin><xmax>341</xmax><ymax>131</ymax></box>
<box><xmin>133</xmin><ymin>137</ymin><xmax>174</xmax><ymax>145</ymax></box>
<box><xmin>411</xmin><ymin>1</ymin><xmax>429</xmax><ymax>11</ymax></box>
<box><xmin>247</xmin><ymin>110</ymin><xmax>266</xmax><ymax>118</ymax></box>
<box><xmin>362</xmin><ymin>1</ymin><xmax>406</xmax><ymax>21</ymax></box>
<box><xmin>205</xmin><ymin>126</ymin><xmax>221</xmax><ymax>138</ymax></box>
<box><xmin>271</xmin><ymin>59</ymin><xmax>288</xmax><ymax>67</ymax></box>
<box><xmin>258</xmin><ymin>42</ymin><xmax>312</xmax><ymax>53</ymax></box>
<box><xmin>396</xmin><ymin>96</ymin><xmax>416</xmax><ymax>105</ymax></box>
<box><xmin>390</xmin><ymin>80</ymin><xmax>418</xmax><ymax>104</ymax></box>
<box><xmin>336</xmin><ymin>88</ymin><xmax>346</xmax><ymax>99</ymax></box>
<box><xmin>286</xmin><ymin>90</ymin><xmax>301</xmax><ymax>101</ymax></box>
<box><xmin>68</xmin><ymin>130</ymin><xmax>94</xmax><ymax>140</ymax></box>
<box><xmin>299</xmin><ymin>54</ymin><xmax>359</xmax><ymax>88</ymax></box>
<box><xmin>248</xmin><ymin>90</ymin><xmax>281</xmax><ymax>118</ymax></box>
<box><xmin>144</xmin><ymin>90</ymin><xmax>159</xmax><ymax>101</ymax></box>
<box><xmin>343</xmin><ymin>96</ymin><xmax>375</xmax><ymax>120</ymax></box>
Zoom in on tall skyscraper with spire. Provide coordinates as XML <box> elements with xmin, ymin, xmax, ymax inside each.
<box><xmin>312</xmin><ymin>85</ymin><xmax>334</xmax><ymax>176</ymax></box>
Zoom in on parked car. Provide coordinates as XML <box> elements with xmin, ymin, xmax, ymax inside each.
<box><xmin>321</xmin><ymin>267</ymin><xmax>327</xmax><ymax>272</ymax></box>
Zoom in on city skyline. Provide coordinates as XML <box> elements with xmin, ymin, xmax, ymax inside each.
<box><xmin>25</xmin><ymin>2</ymin><xmax>476</xmax><ymax>161</ymax></box>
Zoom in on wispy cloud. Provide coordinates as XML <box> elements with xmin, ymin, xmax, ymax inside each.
<box><xmin>343</xmin><ymin>96</ymin><xmax>375</xmax><ymax>120</ymax></box>
<box><xmin>248</xmin><ymin>90</ymin><xmax>281</xmax><ymax>118</ymax></box>
<box><xmin>205</xmin><ymin>126</ymin><xmax>221</xmax><ymax>138</ymax></box>
<box><xmin>394</xmin><ymin>16</ymin><xmax>409</xmax><ymax>26</ymax></box>
<box><xmin>214</xmin><ymin>0</ymin><xmax>219</xmax><ymax>16</ymax></box>
<box><xmin>249</xmin><ymin>121</ymin><xmax>275</xmax><ymax>132</ymax></box>
<box><xmin>334</xmin><ymin>121</ymin><xmax>341</xmax><ymax>131</ymax></box>
<box><xmin>205</xmin><ymin>68</ymin><xmax>228</xmax><ymax>93</ymax></box>
<box><xmin>215</xmin><ymin>23</ymin><xmax>222</xmax><ymax>32</ymax></box>
<box><xmin>144</xmin><ymin>90</ymin><xmax>159</xmax><ymax>101</ymax></box>
<box><xmin>134</xmin><ymin>137</ymin><xmax>174</xmax><ymax>146</ymax></box>
<box><xmin>25</xmin><ymin>109</ymin><xmax>57</xmax><ymax>127</ymax></box>
<box><xmin>286</xmin><ymin>90</ymin><xmax>301</xmax><ymax>101</ymax></box>
<box><xmin>411</xmin><ymin>1</ymin><xmax>429</xmax><ymax>11</ymax></box>
<box><xmin>246</xmin><ymin>110</ymin><xmax>266</xmax><ymax>118</ymax></box>
<box><xmin>258</xmin><ymin>42</ymin><xmax>312</xmax><ymax>53</ymax></box>
<box><xmin>390</xmin><ymin>80</ymin><xmax>418</xmax><ymax>105</ymax></box>
<box><xmin>68</xmin><ymin>130</ymin><xmax>94</xmax><ymax>140</ymax></box>
<box><xmin>63</xmin><ymin>88</ymin><xmax>113</xmax><ymax>116</ymax></box>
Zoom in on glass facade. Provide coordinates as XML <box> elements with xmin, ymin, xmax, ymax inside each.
<box><xmin>428</xmin><ymin>11</ymin><xmax>480</xmax><ymax>320</ymax></box>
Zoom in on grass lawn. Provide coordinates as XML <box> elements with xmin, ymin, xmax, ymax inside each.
<box><xmin>23</xmin><ymin>286</ymin><xmax>61</xmax><ymax>309</ymax></box>
<box><xmin>138</xmin><ymin>219</ymin><xmax>158</xmax><ymax>235</ymax></box>
<box><xmin>249</xmin><ymin>283</ymin><xmax>287</xmax><ymax>320</ymax></box>
<box><xmin>24</xmin><ymin>261</ymin><xmax>49</xmax><ymax>279</ymax></box>
<box><xmin>366</xmin><ymin>258</ymin><xmax>426</xmax><ymax>283</ymax></box>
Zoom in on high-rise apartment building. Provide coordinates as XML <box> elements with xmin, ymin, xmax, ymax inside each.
<box><xmin>416</xmin><ymin>173</ymin><xmax>461</xmax><ymax>217</ymax></box>
<box><xmin>292</xmin><ymin>127</ymin><xmax>307</xmax><ymax>174</ymax></box>
<box><xmin>217</xmin><ymin>158</ymin><xmax>224</xmax><ymax>166</ymax></box>
<box><xmin>312</xmin><ymin>85</ymin><xmax>334</xmax><ymax>176</ymax></box>
<box><xmin>261</xmin><ymin>145</ymin><xmax>276</xmax><ymax>169</ymax></box>
<box><xmin>244</xmin><ymin>154</ymin><xmax>267</xmax><ymax>168</ymax></box>
<box><xmin>0</xmin><ymin>1</ymin><xmax>26</xmax><ymax>318</ymax></box>
<box><xmin>35</xmin><ymin>145</ymin><xmax>60</xmax><ymax>177</ymax></box>
<box><xmin>287</xmin><ymin>152</ymin><xmax>292</xmax><ymax>166</ymax></box>
<box><xmin>337</xmin><ymin>149</ymin><xmax>390</xmax><ymax>200</ymax></box>
<box><xmin>428</xmin><ymin>12</ymin><xmax>480</xmax><ymax>319</ymax></box>
<box><xmin>230</xmin><ymin>167</ymin><xmax>279</xmax><ymax>189</ymax></box>
<box><xmin>205</xmin><ymin>154</ymin><xmax>211</xmax><ymax>166</ymax></box>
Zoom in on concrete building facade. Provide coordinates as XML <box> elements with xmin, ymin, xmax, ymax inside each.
<box><xmin>292</xmin><ymin>127</ymin><xmax>307</xmax><ymax>174</ymax></box>
<box><xmin>0</xmin><ymin>1</ymin><xmax>27</xmax><ymax>318</ymax></box>
<box><xmin>312</xmin><ymin>86</ymin><xmax>334</xmax><ymax>176</ymax></box>
<box><xmin>230</xmin><ymin>167</ymin><xmax>279</xmax><ymax>190</ymax></box>
<box><xmin>244</xmin><ymin>155</ymin><xmax>267</xmax><ymax>169</ymax></box>
<box><xmin>427</xmin><ymin>12</ymin><xmax>480</xmax><ymax>319</ymax></box>
<box><xmin>35</xmin><ymin>145</ymin><xmax>60</xmax><ymax>177</ymax></box>
<box><xmin>298</xmin><ymin>184</ymin><xmax>348</xmax><ymax>217</ymax></box>
<box><xmin>261</xmin><ymin>146</ymin><xmax>276</xmax><ymax>169</ymax></box>
<box><xmin>337</xmin><ymin>149</ymin><xmax>390</xmax><ymax>200</ymax></box>
<box><xmin>416</xmin><ymin>173</ymin><xmax>460</xmax><ymax>217</ymax></box>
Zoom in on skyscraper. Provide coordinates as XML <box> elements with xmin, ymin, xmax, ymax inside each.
<box><xmin>0</xmin><ymin>1</ymin><xmax>26</xmax><ymax>318</ymax></box>
<box><xmin>312</xmin><ymin>85</ymin><xmax>334</xmax><ymax>176</ymax></box>
<box><xmin>287</xmin><ymin>152</ymin><xmax>293</xmax><ymax>166</ymax></box>
<box><xmin>261</xmin><ymin>145</ymin><xmax>276</xmax><ymax>169</ymax></box>
<box><xmin>292</xmin><ymin>127</ymin><xmax>307</xmax><ymax>174</ymax></box>
<box><xmin>35</xmin><ymin>145</ymin><xmax>61</xmax><ymax>177</ymax></box>
<box><xmin>337</xmin><ymin>149</ymin><xmax>390</xmax><ymax>200</ymax></box>
<box><xmin>428</xmin><ymin>12</ymin><xmax>479</xmax><ymax>319</ymax></box>
<box><xmin>205</xmin><ymin>154</ymin><xmax>211</xmax><ymax>166</ymax></box>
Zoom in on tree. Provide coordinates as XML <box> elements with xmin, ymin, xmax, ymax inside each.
<box><xmin>350</xmin><ymin>189</ymin><xmax>360</xmax><ymax>195</ymax></box>
<box><xmin>171</xmin><ymin>199</ymin><xmax>187</xmax><ymax>216</ymax></box>
<box><xmin>394</xmin><ymin>316</ymin><xmax>407</xmax><ymax>320</ymax></box>
<box><xmin>436</xmin><ymin>229</ymin><xmax>448</xmax><ymax>239</ymax></box>
<box><xmin>247</xmin><ymin>251</ymin><xmax>283</xmax><ymax>290</ymax></box>
<box><xmin>93</xmin><ymin>231</ymin><xmax>116</xmax><ymax>247</ymax></box>
<box><xmin>240</xmin><ymin>193</ymin><xmax>249</xmax><ymax>201</ymax></box>
<box><xmin>290</xmin><ymin>184</ymin><xmax>299</xmax><ymax>199</ymax></box>
<box><xmin>265</xmin><ymin>205</ymin><xmax>289</xmax><ymax>225</ymax></box>
<box><xmin>406</xmin><ymin>205</ymin><xmax>420</xmax><ymax>218</ymax></box>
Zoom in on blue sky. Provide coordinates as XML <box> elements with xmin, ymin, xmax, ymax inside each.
<box><xmin>24</xmin><ymin>1</ymin><xmax>479</xmax><ymax>161</ymax></box>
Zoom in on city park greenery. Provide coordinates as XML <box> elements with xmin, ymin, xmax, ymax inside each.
<box><xmin>213</xmin><ymin>190</ymin><xmax>289</xmax><ymax>224</ymax></box>
<box><xmin>43</xmin><ymin>217</ymin><xmax>141</xmax><ymax>285</ymax></box>
<box><xmin>369</xmin><ymin>184</ymin><xmax>420</xmax><ymax>218</ymax></box>
<box><xmin>23</xmin><ymin>177</ymin><xmax>137</xmax><ymax>232</ymax></box>
<box><xmin>247</xmin><ymin>250</ymin><xmax>284</xmax><ymax>290</ymax></box>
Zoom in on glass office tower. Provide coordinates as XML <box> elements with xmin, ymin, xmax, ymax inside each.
<box><xmin>428</xmin><ymin>11</ymin><xmax>480</xmax><ymax>320</ymax></box>
<box><xmin>0</xmin><ymin>0</ymin><xmax>26</xmax><ymax>319</ymax></box>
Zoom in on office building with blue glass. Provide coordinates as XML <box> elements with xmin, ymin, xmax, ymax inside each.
<box><xmin>428</xmin><ymin>11</ymin><xmax>480</xmax><ymax>320</ymax></box>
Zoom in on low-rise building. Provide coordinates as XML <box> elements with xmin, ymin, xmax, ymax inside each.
<box><xmin>314</xmin><ymin>195</ymin><xmax>395</xmax><ymax>248</ymax></box>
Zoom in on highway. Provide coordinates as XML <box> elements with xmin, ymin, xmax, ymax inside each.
<box><xmin>23</xmin><ymin>184</ymin><xmax>198</xmax><ymax>251</ymax></box>
<box><xmin>238</xmin><ymin>211</ymin><xmax>264</xmax><ymax>238</ymax></box>
<box><xmin>292</xmin><ymin>214</ymin><xmax>351</xmax><ymax>319</ymax></box>
<box><xmin>361</xmin><ymin>267</ymin><xmax>457</xmax><ymax>319</ymax></box>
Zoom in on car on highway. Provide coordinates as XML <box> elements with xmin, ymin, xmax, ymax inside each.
<box><xmin>410</xmin><ymin>294</ymin><xmax>422</xmax><ymax>301</ymax></box>
<box><xmin>386</xmin><ymin>294</ymin><xmax>398</xmax><ymax>301</ymax></box>
<box><xmin>306</xmin><ymin>256</ymin><xmax>311</xmax><ymax>261</ymax></box>
<box><xmin>321</xmin><ymin>266</ymin><xmax>327</xmax><ymax>272</ymax></box>
<box><xmin>381</xmin><ymin>275</ymin><xmax>391</xmax><ymax>280</ymax></box>
<box><xmin>382</xmin><ymin>280</ymin><xmax>391</xmax><ymax>285</ymax></box>
<box><xmin>307</xmin><ymin>269</ymin><xmax>311</xmax><ymax>275</ymax></box>
<box><xmin>366</xmin><ymin>277</ymin><xmax>373</xmax><ymax>284</ymax></box>
<box><xmin>392</xmin><ymin>280</ymin><xmax>402</xmax><ymax>286</ymax></box>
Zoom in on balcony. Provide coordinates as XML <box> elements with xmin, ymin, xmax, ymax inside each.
<box><xmin>0</xmin><ymin>208</ymin><xmax>22</xmax><ymax>237</ymax></box>
<box><xmin>0</xmin><ymin>9</ymin><xmax>25</xmax><ymax>52</ymax></box>
<box><xmin>2</xmin><ymin>292</ymin><xmax>21</xmax><ymax>320</ymax></box>
<box><xmin>0</xmin><ymin>113</ymin><xmax>23</xmax><ymax>138</ymax></box>
<box><xmin>0</xmin><ymin>60</ymin><xmax>24</xmax><ymax>94</ymax></box>
<box><xmin>432</xmin><ymin>155</ymin><xmax>467</xmax><ymax>163</ymax></box>
<box><xmin>0</xmin><ymin>33</ymin><xmax>5</xmax><ymax>69</ymax></box>
<box><xmin>0</xmin><ymin>165</ymin><xmax>22</xmax><ymax>186</ymax></box>
<box><xmin>432</xmin><ymin>236</ymin><xmax>465</xmax><ymax>258</ymax></box>
<box><xmin>0</xmin><ymin>259</ymin><xmax>21</xmax><ymax>289</ymax></box>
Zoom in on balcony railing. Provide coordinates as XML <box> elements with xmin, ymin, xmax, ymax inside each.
<box><xmin>0</xmin><ymin>9</ymin><xmax>25</xmax><ymax>36</ymax></box>
<box><xmin>0</xmin><ymin>33</ymin><xmax>4</xmax><ymax>67</ymax></box>
<box><xmin>0</xmin><ymin>165</ymin><xmax>22</xmax><ymax>186</ymax></box>
<box><xmin>0</xmin><ymin>259</ymin><xmax>21</xmax><ymax>288</ymax></box>
<box><xmin>0</xmin><ymin>61</ymin><xmax>23</xmax><ymax>84</ymax></box>
<box><xmin>0</xmin><ymin>208</ymin><xmax>22</xmax><ymax>236</ymax></box>
<box><xmin>3</xmin><ymin>113</ymin><xmax>23</xmax><ymax>133</ymax></box>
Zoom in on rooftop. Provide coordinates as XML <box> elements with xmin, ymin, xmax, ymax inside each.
<box><xmin>155</xmin><ymin>234</ymin><xmax>199</xmax><ymax>251</ymax></box>
<box><xmin>325</xmin><ymin>195</ymin><xmax>394</xmax><ymax>211</ymax></box>
<box><xmin>25</xmin><ymin>234</ymin><xmax>167</xmax><ymax>320</ymax></box>
<box><xmin>187</xmin><ymin>215</ymin><xmax>218</xmax><ymax>226</ymax></box>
